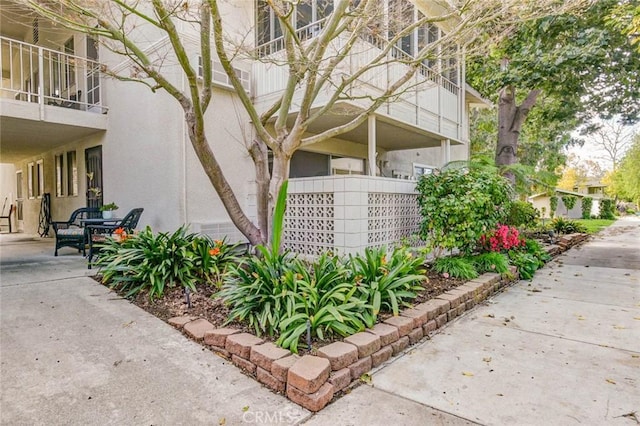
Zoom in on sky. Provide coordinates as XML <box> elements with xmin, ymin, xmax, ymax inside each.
<box><xmin>565</xmin><ymin>121</ymin><xmax>639</xmax><ymax>172</ymax></box>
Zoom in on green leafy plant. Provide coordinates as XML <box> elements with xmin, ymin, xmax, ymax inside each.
<box><xmin>521</xmin><ymin>238</ymin><xmax>551</xmax><ymax>265</ymax></box>
<box><xmin>549</xmin><ymin>195</ymin><xmax>558</xmax><ymax>218</ymax></box>
<box><xmin>581</xmin><ymin>197</ymin><xmax>593</xmax><ymax>219</ymax></box>
<box><xmin>431</xmin><ymin>256</ymin><xmax>479</xmax><ymax>280</ymax></box>
<box><xmin>100</xmin><ymin>202</ymin><xmax>119</xmax><ymax>211</ymax></box>
<box><xmin>561</xmin><ymin>195</ymin><xmax>577</xmax><ymax>215</ymax></box>
<box><xmin>468</xmin><ymin>252</ymin><xmax>510</xmax><ymax>274</ymax></box>
<box><xmin>96</xmin><ymin>226</ymin><xmax>234</xmax><ymax>298</ymax></box>
<box><xmin>507</xmin><ymin>250</ymin><xmax>539</xmax><ymax>280</ymax></box>
<box><xmin>505</xmin><ymin>200</ymin><xmax>539</xmax><ymax>228</ymax></box>
<box><xmin>276</xmin><ymin>254</ymin><xmax>369</xmax><ymax>353</ymax></box>
<box><xmin>599</xmin><ymin>199</ymin><xmax>616</xmax><ymax>220</ymax></box>
<box><xmin>551</xmin><ymin>217</ymin><xmax>587</xmax><ymax>234</ymax></box>
<box><xmin>416</xmin><ymin>166</ymin><xmax>512</xmax><ymax>256</ymax></box>
<box><xmin>348</xmin><ymin>246</ymin><xmax>426</xmax><ymax>318</ymax></box>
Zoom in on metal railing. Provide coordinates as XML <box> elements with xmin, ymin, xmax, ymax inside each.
<box><xmin>255</xmin><ymin>19</ymin><xmax>459</xmax><ymax>95</ymax></box>
<box><xmin>0</xmin><ymin>35</ymin><xmax>107</xmax><ymax>113</ymax></box>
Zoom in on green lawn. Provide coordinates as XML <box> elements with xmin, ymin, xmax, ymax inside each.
<box><xmin>574</xmin><ymin>219</ymin><xmax>616</xmax><ymax>234</ymax></box>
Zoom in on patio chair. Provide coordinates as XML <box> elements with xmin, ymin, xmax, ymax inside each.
<box><xmin>87</xmin><ymin>208</ymin><xmax>144</xmax><ymax>268</ymax></box>
<box><xmin>0</xmin><ymin>200</ymin><xmax>14</xmax><ymax>233</ymax></box>
<box><xmin>52</xmin><ymin>207</ymin><xmax>101</xmax><ymax>256</ymax></box>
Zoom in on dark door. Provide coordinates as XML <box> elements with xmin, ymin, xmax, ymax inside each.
<box><xmin>85</xmin><ymin>145</ymin><xmax>103</xmax><ymax>209</ymax></box>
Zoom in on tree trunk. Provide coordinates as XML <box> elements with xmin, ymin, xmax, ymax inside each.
<box><xmin>495</xmin><ymin>86</ymin><xmax>541</xmax><ymax>184</ymax></box>
<box><xmin>185</xmin><ymin>110</ymin><xmax>264</xmax><ymax>246</ymax></box>
<box><xmin>268</xmin><ymin>149</ymin><xmax>292</xmax><ymax>245</ymax></box>
<box><xmin>248</xmin><ymin>139</ymin><xmax>270</xmax><ymax>243</ymax></box>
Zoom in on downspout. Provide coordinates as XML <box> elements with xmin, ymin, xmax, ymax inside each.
<box><xmin>181</xmin><ymin>67</ymin><xmax>188</xmax><ymax>226</ymax></box>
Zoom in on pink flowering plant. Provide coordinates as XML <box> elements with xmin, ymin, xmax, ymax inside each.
<box><xmin>479</xmin><ymin>224</ymin><xmax>526</xmax><ymax>253</ymax></box>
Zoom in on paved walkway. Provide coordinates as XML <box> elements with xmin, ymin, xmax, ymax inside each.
<box><xmin>1</xmin><ymin>217</ymin><xmax>638</xmax><ymax>425</ymax></box>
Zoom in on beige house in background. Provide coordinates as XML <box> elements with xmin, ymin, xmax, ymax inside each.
<box><xmin>1</xmin><ymin>0</ymin><xmax>485</xmax><ymax>254</ymax></box>
<box><xmin>528</xmin><ymin>182</ymin><xmax>609</xmax><ymax>219</ymax></box>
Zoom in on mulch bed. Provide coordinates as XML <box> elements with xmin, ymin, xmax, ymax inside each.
<box><xmin>99</xmin><ymin>269</ymin><xmax>468</xmax><ymax>347</ymax></box>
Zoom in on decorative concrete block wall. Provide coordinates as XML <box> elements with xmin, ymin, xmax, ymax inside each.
<box><xmin>285</xmin><ymin>176</ymin><xmax>421</xmax><ymax>256</ymax></box>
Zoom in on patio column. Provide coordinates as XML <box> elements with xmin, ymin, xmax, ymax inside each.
<box><xmin>441</xmin><ymin>139</ymin><xmax>450</xmax><ymax>166</ymax></box>
<box><xmin>368</xmin><ymin>115</ymin><xmax>377</xmax><ymax>176</ymax></box>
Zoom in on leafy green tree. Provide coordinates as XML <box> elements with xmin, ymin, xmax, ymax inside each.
<box><xmin>468</xmin><ymin>0</ymin><xmax>640</xmax><ymax>182</ymax></box>
<box><xmin>581</xmin><ymin>197</ymin><xmax>593</xmax><ymax>219</ymax></box>
<box><xmin>561</xmin><ymin>195</ymin><xmax>577</xmax><ymax>216</ymax></box>
<box><xmin>609</xmin><ymin>134</ymin><xmax>640</xmax><ymax>205</ymax></box>
<box><xmin>549</xmin><ymin>195</ymin><xmax>558</xmax><ymax>218</ymax></box>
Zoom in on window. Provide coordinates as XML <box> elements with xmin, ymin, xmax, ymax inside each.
<box><xmin>36</xmin><ymin>160</ymin><xmax>44</xmax><ymax>198</ymax></box>
<box><xmin>67</xmin><ymin>151</ymin><xmax>78</xmax><ymax>196</ymax></box>
<box><xmin>389</xmin><ymin>0</ymin><xmax>415</xmax><ymax>57</ymax></box>
<box><xmin>257</xmin><ymin>0</ymin><xmax>333</xmax><ymax>46</ymax></box>
<box><xmin>418</xmin><ymin>20</ymin><xmax>439</xmax><ymax>70</ymax></box>
<box><xmin>55</xmin><ymin>154</ymin><xmax>64</xmax><ymax>197</ymax></box>
<box><xmin>16</xmin><ymin>171</ymin><xmax>23</xmax><ymax>200</ymax></box>
<box><xmin>55</xmin><ymin>151</ymin><xmax>78</xmax><ymax>197</ymax></box>
<box><xmin>413</xmin><ymin>163</ymin><xmax>435</xmax><ymax>178</ymax></box>
<box><xmin>27</xmin><ymin>163</ymin><xmax>34</xmax><ymax>199</ymax></box>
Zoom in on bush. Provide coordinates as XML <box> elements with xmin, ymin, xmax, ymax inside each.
<box><xmin>416</xmin><ymin>167</ymin><xmax>512</xmax><ymax>255</ymax></box>
<box><xmin>431</xmin><ymin>256</ymin><xmax>478</xmax><ymax>280</ymax></box>
<box><xmin>96</xmin><ymin>226</ymin><xmax>236</xmax><ymax>299</ymax></box>
<box><xmin>599</xmin><ymin>199</ymin><xmax>616</xmax><ymax>219</ymax></box>
<box><xmin>561</xmin><ymin>195</ymin><xmax>577</xmax><ymax>215</ymax></box>
<box><xmin>348</xmin><ymin>246</ymin><xmax>426</xmax><ymax>318</ymax></box>
<box><xmin>521</xmin><ymin>238</ymin><xmax>551</xmax><ymax>265</ymax></box>
<box><xmin>507</xmin><ymin>250</ymin><xmax>539</xmax><ymax>280</ymax></box>
<box><xmin>581</xmin><ymin>197</ymin><xmax>593</xmax><ymax>219</ymax></box>
<box><xmin>478</xmin><ymin>224</ymin><xmax>525</xmax><ymax>252</ymax></box>
<box><xmin>468</xmin><ymin>252</ymin><xmax>510</xmax><ymax>274</ymax></box>
<box><xmin>505</xmin><ymin>200</ymin><xmax>539</xmax><ymax>228</ymax></box>
<box><xmin>551</xmin><ymin>217</ymin><xmax>587</xmax><ymax>234</ymax></box>
<box><xmin>549</xmin><ymin>195</ymin><xmax>558</xmax><ymax>218</ymax></box>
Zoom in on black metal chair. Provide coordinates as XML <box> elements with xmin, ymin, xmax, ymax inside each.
<box><xmin>87</xmin><ymin>208</ymin><xmax>144</xmax><ymax>268</ymax></box>
<box><xmin>52</xmin><ymin>207</ymin><xmax>101</xmax><ymax>256</ymax></box>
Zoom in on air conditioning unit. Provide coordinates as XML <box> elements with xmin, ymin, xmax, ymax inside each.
<box><xmin>196</xmin><ymin>55</ymin><xmax>251</xmax><ymax>94</ymax></box>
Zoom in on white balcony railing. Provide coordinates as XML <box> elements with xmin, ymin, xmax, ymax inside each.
<box><xmin>0</xmin><ymin>36</ymin><xmax>107</xmax><ymax>113</ymax></box>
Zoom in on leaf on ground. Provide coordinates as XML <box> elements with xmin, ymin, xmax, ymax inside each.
<box><xmin>613</xmin><ymin>325</ymin><xmax>626</xmax><ymax>330</ymax></box>
<box><xmin>242</xmin><ymin>406</ymin><xmax>249</xmax><ymax>412</ymax></box>
<box><xmin>462</xmin><ymin>371</ymin><xmax>474</xmax><ymax>377</ymax></box>
<box><xmin>485</xmin><ymin>314</ymin><xmax>495</xmax><ymax>318</ymax></box>
<box><xmin>632</xmin><ymin>355</ymin><xmax>639</xmax><ymax>359</ymax></box>
<box><xmin>219</xmin><ymin>418</ymin><xmax>226</xmax><ymax>425</ymax></box>
<box><xmin>122</xmin><ymin>321</ymin><xmax>135</xmax><ymax>328</ymax></box>
<box><xmin>360</xmin><ymin>373</ymin><xmax>372</xmax><ymax>384</ymax></box>
<box><xmin>576</xmin><ymin>315</ymin><xmax>586</xmax><ymax>320</ymax></box>
<box><xmin>606</xmin><ymin>378</ymin><xmax>616</xmax><ymax>385</ymax></box>
<box><xmin>634</xmin><ymin>317</ymin><xmax>640</xmax><ymax>320</ymax></box>
<box><xmin>482</xmin><ymin>357</ymin><xmax>492</xmax><ymax>363</ymax></box>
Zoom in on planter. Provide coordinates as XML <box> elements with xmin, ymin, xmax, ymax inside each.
<box><xmin>102</xmin><ymin>210</ymin><xmax>115</xmax><ymax>219</ymax></box>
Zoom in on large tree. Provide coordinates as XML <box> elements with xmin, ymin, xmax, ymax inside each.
<box><xmin>468</xmin><ymin>0</ymin><xmax>640</xmax><ymax>182</ymax></box>
<box><xmin>22</xmin><ymin>0</ymin><xmax>586</xmax><ymax>244</ymax></box>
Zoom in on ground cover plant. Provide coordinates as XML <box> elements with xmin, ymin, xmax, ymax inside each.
<box><xmin>95</xmin><ymin>226</ymin><xmax>236</xmax><ymax>298</ymax></box>
<box><xmin>573</xmin><ymin>219</ymin><xmax>615</xmax><ymax>234</ymax></box>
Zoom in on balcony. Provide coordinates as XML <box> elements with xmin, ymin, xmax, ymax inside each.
<box><xmin>1</xmin><ymin>35</ymin><xmax>108</xmax><ymax>162</ymax></box>
<box><xmin>253</xmin><ymin>19</ymin><xmax>463</xmax><ymax>144</ymax></box>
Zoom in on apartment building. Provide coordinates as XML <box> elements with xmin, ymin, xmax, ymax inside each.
<box><xmin>0</xmin><ymin>0</ymin><xmax>485</xmax><ymax>254</ymax></box>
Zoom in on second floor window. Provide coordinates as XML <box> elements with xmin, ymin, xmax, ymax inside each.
<box><xmin>257</xmin><ymin>0</ymin><xmax>334</xmax><ymax>46</ymax></box>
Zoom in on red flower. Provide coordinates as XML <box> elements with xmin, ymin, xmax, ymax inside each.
<box><xmin>209</xmin><ymin>247</ymin><xmax>221</xmax><ymax>256</ymax></box>
<box><xmin>113</xmin><ymin>227</ymin><xmax>125</xmax><ymax>235</ymax></box>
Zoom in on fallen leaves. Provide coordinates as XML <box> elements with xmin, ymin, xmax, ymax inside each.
<box><xmin>360</xmin><ymin>373</ymin><xmax>372</xmax><ymax>384</ymax></box>
<box><xmin>606</xmin><ymin>378</ymin><xmax>616</xmax><ymax>385</ymax></box>
<box><xmin>462</xmin><ymin>371</ymin><xmax>474</xmax><ymax>377</ymax></box>
<box><xmin>482</xmin><ymin>357</ymin><xmax>492</xmax><ymax>363</ymax></box>
<box><xmin>613</xmin><ymin>325</ymin><xmax>626</xmax><ymax>330</ymax></box>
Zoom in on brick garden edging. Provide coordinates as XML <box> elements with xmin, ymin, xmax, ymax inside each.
<box><xmin>167</xmin><ymin>234</ymin><xmax>587</xmax><ymax>412</ymax></box>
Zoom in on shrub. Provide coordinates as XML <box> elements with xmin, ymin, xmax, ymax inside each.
<box><xmin>561</xmin><ymin>195</ymin><xmax>577</xmax><ymax>215</ymax></box>
<box><xmin>348</xmin><ymin>246</ymin><xmax>426</xmax><ymax>318</ymax></box>
<box><xmin>96</xmin><ymin>226</ymin><xmax>235</xmax><ymax>298</ymax></box>
<box><xmin>478</xmin><ymin>224</ymin><xmax>525</xmax><ymax>252</ymax></box>
<box><xmin>549</xmin><ymin>195</ymin><xmax>558</xmax><ymax>218</ymax></box>
<box><xmin>505</xmin><ymin>200</ymin><xmax>539</xmax><ymax>228</ymax></box>
<box><xmin>276</xmin><ymin>253</ymin><xmax>370</xmax><ymax>353</ymax></box>
<box><xmin>431</xmin><ymin>256</ymin><xmax>478</xmax><ymax>280</ymax></box>
<box><xmin>522</xmin><ymin>238</ymin><xmax>551</xmax><ymax>265</ymax></box>
<box><xmin>551</xmin><ymin>217</ymin><xmax>587</xmax><ymax>234</ymax></box>
<box><xmin>599</xmin><ymin>199</ymin><xmax>616</xmax><ymax>220</ymax></box>
<box><xmin>416</xmin><ymin>167</ymin><xmax>512</xmax><ymax>255</ymax></box>
<box><xmin>507</xmin><ymin>250</ymin><xmax>539</xmax><ymax>280</ymax></box>
<box><xmin>581</xmin><ymin>197</ymin><xmax>593</xmax><ymax>219</ymax></box>
<box><xmin>468</xmin><ymin>252</ymin><xmax>510</xmax><ymax>274</ymax></box>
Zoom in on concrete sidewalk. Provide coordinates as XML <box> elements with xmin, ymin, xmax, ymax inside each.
<box><xmin>307</xmin><ymin>217</ymin><xmax>640</xmax><ymax>425</ymax></box>
<box><xmin>1</xmin><ymin>217</ymin><xmax>638</xmax><ymax>425</ymax></box>
<box><xmin>0</xmin><ymin>234</ymin><xmax>309</xmax><ymax>425</ymax></box>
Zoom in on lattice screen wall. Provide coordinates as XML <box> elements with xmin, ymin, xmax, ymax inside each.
<box><xmin>283</xmin><ymin>192</ymin><xmax>335</xmax><ymax>255</ymax></box>
<box><xmin>367</xmin><ymin>193</ymin><xmax>421</xmax><ymax>247</ymax></box>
